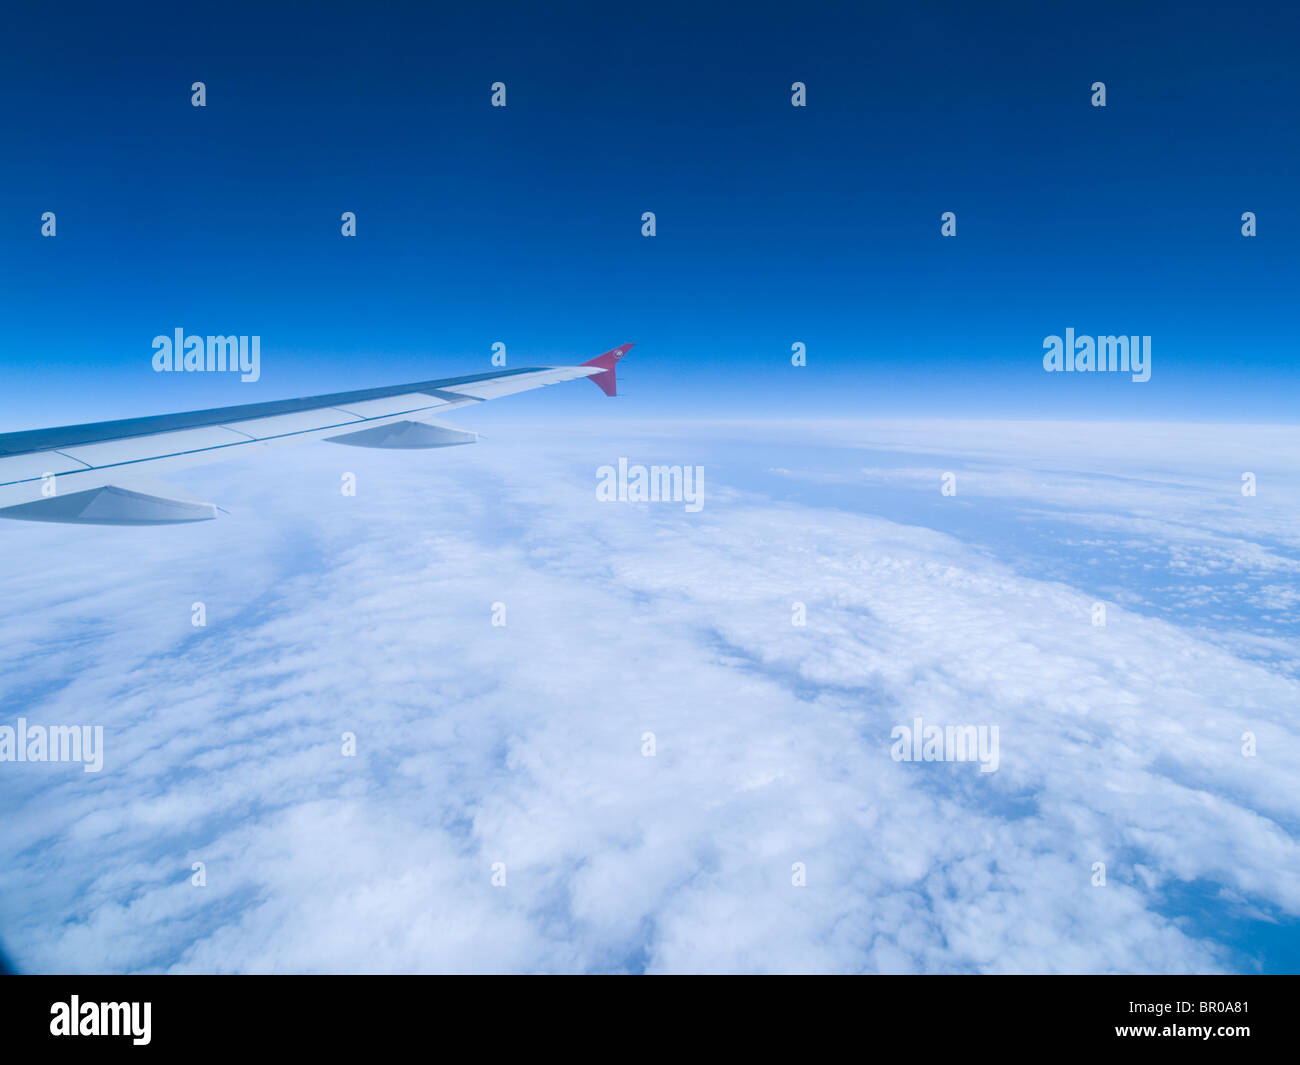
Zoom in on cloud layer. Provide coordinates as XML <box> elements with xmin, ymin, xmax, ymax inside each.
<box><xmin>0</xmin><ymin>418</ymin><xmax>1296</xmax><ymax>973</ymax></box>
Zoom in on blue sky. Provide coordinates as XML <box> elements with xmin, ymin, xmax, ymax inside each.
<box><xmin>1</xmin><ymin>1</ymin><xmax>1296</xmax><ymax>427</ymax></box>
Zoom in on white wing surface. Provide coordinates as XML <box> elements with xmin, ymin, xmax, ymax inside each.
<box><xmin>0</xmin><ymin>344</ymin><xmax>631</xmax><ymax>524</ymax></box>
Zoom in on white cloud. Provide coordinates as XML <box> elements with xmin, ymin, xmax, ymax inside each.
<box><xmin>0</xmin><ymin>419</ymin><xmax>1296</xmax><ymax>973</ymax></box>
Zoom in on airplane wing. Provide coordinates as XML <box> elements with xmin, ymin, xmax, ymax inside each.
<box><xmin>0</xmin><ymin>343</ymin><xmax>632</xmax><ymax>525</ymax></box>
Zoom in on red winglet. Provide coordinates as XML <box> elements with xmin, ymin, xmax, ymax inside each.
<box><xmin>582</xmin><ymin>343</ymin><xmax>633</xmax><ymax>397</ymax></box>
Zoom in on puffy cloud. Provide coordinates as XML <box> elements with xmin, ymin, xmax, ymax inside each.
<box><xmin>0</xmin><ymin>419</ymin><xmax>1295</xmax><ymax>973</ymax></box>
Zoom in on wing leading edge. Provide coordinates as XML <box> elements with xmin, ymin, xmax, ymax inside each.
<box><xmin>0</xmin><ymin>344</ymin><xmax>632</xmax><ymax>525</ymax></box>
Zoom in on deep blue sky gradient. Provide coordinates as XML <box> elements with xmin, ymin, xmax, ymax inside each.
<box><xmin>1</xmin><ymin>1</ymin><xmax>1296</xmax><ymax>427</ymax></box>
